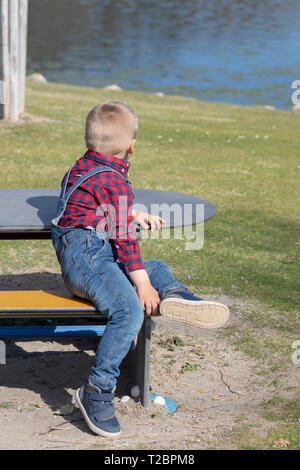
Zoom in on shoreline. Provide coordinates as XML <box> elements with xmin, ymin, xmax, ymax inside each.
<box><xmin>26</xmin><ymin>74</ymin><xmax>295</xmax><ymax>112</ymax></box>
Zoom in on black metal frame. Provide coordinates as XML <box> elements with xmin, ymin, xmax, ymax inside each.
<box><xmin>0</xmin><ymin>310</ymin><xmax>152</xmax><ymax>408</ymax></box>
<box><xmin>0</xmin><ymin>230</ymin><xmax>51</xmax><ymax>240</ymax></box>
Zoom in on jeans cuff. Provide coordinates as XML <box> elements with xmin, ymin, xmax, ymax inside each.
<box><xmin>160</xmin><ymin>282</ymin><xmax>187</xmax><ymax>300</ymax></box>
<box><xmin>88</xmin><ymin>376</ymin><xmax>115</xmax><ymax>393</ymax></box>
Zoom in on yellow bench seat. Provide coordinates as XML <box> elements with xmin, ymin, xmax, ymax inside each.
<box><xmin>0</xmin><ymin>290</ymin><xmax>101</xmax><ymax>317</ymax></box>
<box><xmin>0</xmin><ymin>289</ymin><xmax>152</xmax><ymax>408</ymax></box>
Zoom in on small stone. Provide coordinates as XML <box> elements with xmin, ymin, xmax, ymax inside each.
<box><xmin>155</xmin><ymin>92</ymin><xmax>165</xmax><ymax>97</ymax></box>
<box><xmin>27</xmin><ymin>73</ymin><xmax>47</xmax><ymax>83</ymax></box>
<box><xmin>103</xmin><ymin>84</ymin><xmax>123</xmax><ymax>91</ymax></box>
<box><xmin>264</xmin><ymin>105</ymin><xmax>275</xmax><ymax>110</ymax></box>
<box><xmin>120</xmin><ymin>395</ymin><xmax>130</xmax><ymax>403</ymax></box>
<box><xmin>56</xmin><ymin>403</ymin><xmax>74</xmax><ymax>415</ymax></box>
<box><xmin>292</xmin><ymin>103</ymin><xmax>300</xmax><ymax>111</ymax></box>
<box><xmin>153</xmin><ymin>396</ymin><xmax>166</xmax><ymax>406</ymax></box>
<box><xmin>131</xmin><ymin>385</ymin><xmax>140</xmax><ymax>398</ymax></box>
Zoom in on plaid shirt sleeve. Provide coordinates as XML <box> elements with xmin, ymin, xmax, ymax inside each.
<box><xmin>95</xmin><ymin>176</ymin><xmax>145</xmax><ymax>274</ymax></box>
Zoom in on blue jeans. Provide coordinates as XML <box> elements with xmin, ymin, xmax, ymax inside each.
<box><xmin>51</xmin><ymin>225</ymin><xmax>185</xmax><ymax>391</ymax></box>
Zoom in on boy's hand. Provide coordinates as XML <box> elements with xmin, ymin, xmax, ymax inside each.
<box><xmin>128</xmin><ymin>269</ymin><xmax>160</xmax><ymax>316</ymax></box>
<box><xmin>132</xmin><ymin>210</ymin><xmax>166</xmax><ymax>232</ymax></box>
<box><xmin>136</xmin><ymin>283</ymin><xmax>160</xmax><ymax>316</ymax></box>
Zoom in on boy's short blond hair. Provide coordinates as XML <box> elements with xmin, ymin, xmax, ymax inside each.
<box><xmin>85</xmin><ymin>101</ymin><xmax>138</xmax><ymax>156</ymax></box>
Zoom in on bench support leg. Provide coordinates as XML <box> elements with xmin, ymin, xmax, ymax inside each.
<box><xmin>125</xmin><ymin>316</ymin><xmax>153</xmax><ymax>409</ymax></box>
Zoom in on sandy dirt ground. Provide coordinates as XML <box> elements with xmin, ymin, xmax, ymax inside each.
<box><xmin>0</xmin><ymin>273</ymin><xmax>298</xmax><ymax>450</ymax></box>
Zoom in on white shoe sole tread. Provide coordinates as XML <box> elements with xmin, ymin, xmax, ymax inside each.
<box><xmin>159</xmin><ymin>298</ymin><xmax>229</xmax><ymax>329</ymax></box>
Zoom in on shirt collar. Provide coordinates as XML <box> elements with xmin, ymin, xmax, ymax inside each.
<box><xmin>84</xmin><ymin>149</ymin><xmax>130</xmax><ymax>177</ymax></box>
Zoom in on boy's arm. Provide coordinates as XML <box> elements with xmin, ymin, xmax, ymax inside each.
<box><xmin>129</xmin><ymin>269</ymin><xmax>160</xmax><ymax>316</ymax></box>
<box><xmin>97</xmin><ymin>179</ymin><xmax>160</xmax><ymax>315</ymax></box>
<box><xmin>97</xmin><ymin>180</ymin><xmax>145</xmax><ymax>272</ymax></box>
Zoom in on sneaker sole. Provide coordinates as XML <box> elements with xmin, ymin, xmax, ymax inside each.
<box><xmin>75</xmin><ymin>388</ymin><xmax>121</xmax><ymax>438</ymax></box>
<box><xmin>159</xmin><ymin>298</ymin><xmax>229</xmax><ymax>329</ymax></box>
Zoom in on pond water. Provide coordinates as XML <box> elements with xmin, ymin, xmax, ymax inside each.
<box><xmin>18</xmin><ymin>0</ymin><xmax>300</xmax><ymax>108</ymax></box>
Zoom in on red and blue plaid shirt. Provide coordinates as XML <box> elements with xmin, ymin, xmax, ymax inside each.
<box><xmin>58</xmin><ymin>150</ymin><xmax>145</xmax><ymax>273</ymax></box>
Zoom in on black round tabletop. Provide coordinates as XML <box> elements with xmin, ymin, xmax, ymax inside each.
<box><xmin>0</xmin><ymin>188</ymin><xmax>216</xmax><ymax>232</ymax></box>
<box><xmin>133</xmin><ymin>188</ymin><xmax>216</xmax><ymax>228</ymax></box>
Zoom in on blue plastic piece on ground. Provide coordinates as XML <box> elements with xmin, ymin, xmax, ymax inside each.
<box><xmin>0</xmin><ymin>325</ymin><xmax>106</xmax><ymax>338</ymax></box>
<box><xmin>149</xmin><ymin>393</ymin><xmax>177</xmax><ymax>415</ymax></box>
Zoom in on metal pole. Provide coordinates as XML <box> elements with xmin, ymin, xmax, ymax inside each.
<box><xmin>1</xmin><ymin>0</ymin><xmax>10</xmax><ymax>119</ymax></box>
<box><xmin>18</xmin><ymin>0</ymin><xmax>28</xmax><ymax>114</ymax></box>
<box><xmin>9</xmin><ymin>0</ymin><xmax>19</xmax><ymax>120</ymax></box>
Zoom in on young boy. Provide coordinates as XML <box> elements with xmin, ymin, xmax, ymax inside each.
<box><xmin>51</xmin><ymin>101</ymin><xmax>229</xmax><ymax>438</ymax></box>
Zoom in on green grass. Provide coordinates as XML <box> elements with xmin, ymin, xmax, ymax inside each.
<box><xmin>1</xmin><ymin>82</ymin><xmax>299</xmax><ymax>318</ymax></box>
<box><xmin>229</xmin><ymin>411</ymin><xmax>300</xmax><ymax>450</ymax></box>
<box><xmin>154</xmin><ymin>335</ymin><xmax>186</xmax><ymax>350</ymax></box>
<box><xmin>260</xmin><ymin>396</ymin><xmax>300</xmax><ymax>423</ymax></box>
<box><xmin>0</xmin><ymin>81</ymin><xmax>299</xmax><ymax>449</ymax></box>
<box><xmin>180</xmin><ymin>362</ymin><xmax>199</xmax><ymax>374</ymax></box>
<box><xmin>0</xmin><ymin>402</ymin><xmax>14</xmax><ymax>409</ymax></box>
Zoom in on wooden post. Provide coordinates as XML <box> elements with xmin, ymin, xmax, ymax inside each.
<box><xmin>9</xmin><ymin>0</ymin><xmax>19</xmax><ymax>120</ymax></box>
<box><xmin>18</xmin><ymin>0</ymin><xmax>28</xmax><ymax>114</ymax></box>
<box><xmin>1</xmin><ymin>0</ymin><xmax>10</xmax><ymax>119</ymax></box>
<box><xmin>1</xmin><ymin>0</ymin><xmax>28</xmax><ymax>120</ymax></box>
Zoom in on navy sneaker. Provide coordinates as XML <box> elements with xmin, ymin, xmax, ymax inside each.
<box><xmin>75</xmin><ymin>382</ymin><xmax>121</xmax><ymax>438</ymax></box>
<box><xmin>159</xmin><ymin>288</ymin><xmax>229</xmax><ymax>329</ymax></box>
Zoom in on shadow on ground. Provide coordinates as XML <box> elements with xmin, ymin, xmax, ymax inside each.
<box><xmin>0</xmin><ymin>272</ymin><xmax>134</xmax><ymax>436</ymax></box>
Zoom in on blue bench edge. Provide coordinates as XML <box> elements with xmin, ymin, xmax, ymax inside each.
<box><xmin>0</xmin><ymin>325</ymin><xmax>106</xmax><ymax>338</ymax></box>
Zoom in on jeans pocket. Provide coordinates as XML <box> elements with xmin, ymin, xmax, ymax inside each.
<box><xmin>87</xmin><ymin>232</ymin><xmax>107</xmax><ymax>260</ymax></box>
<box><xmin>62</xmin><ymin>229</ymin><xmax>90</xmax><ymax>259</ymax></box>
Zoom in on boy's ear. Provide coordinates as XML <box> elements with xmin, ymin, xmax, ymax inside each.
<box><xmin>128</xmin><ymin>138</ymin><xmax>136</xmax><ymax>154</ymax></box>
